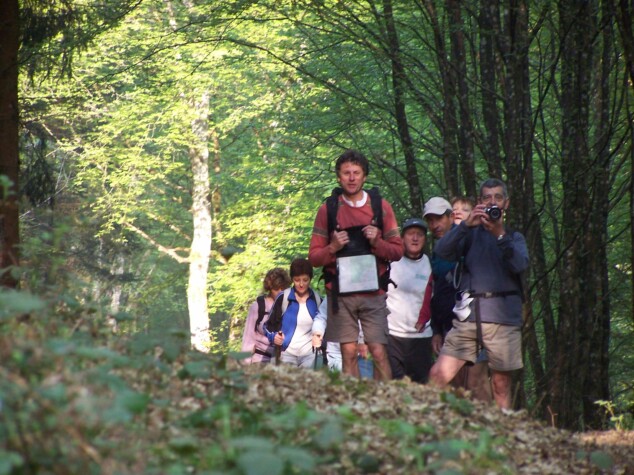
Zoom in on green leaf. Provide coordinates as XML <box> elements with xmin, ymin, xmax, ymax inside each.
<box><xmin>74</xmin><ymin>346</ymin><xmax>129</xmax><ymax>365</ymax></box>
<box><xmin>589</xmin><ymin>450</ymin><xmax>614</xmax><ymax>470</ymax></box>
<box><xmin>178</xmin><ymin>361</ymin><xmax>212</xmax><ymax>379</ymax></box>
<box><xmin>230</xmin><ymin>436</ymin><xmax>273</xmax><ymax>451</ymax></box>
<box><xmin>355</xmin><ymin>453</ymin><xmax>380</xmax><ymax>473</ymax></box>
<box><xmin>168</xmin><ymin>436</ymin><xmax>199</xmax><ymax>455</ymax></box>
<box><xmin>0</xmin><ymin>289</ymin><xmax>45</xmax><ymax>319</ymax></box>
<box><xmin>229</xmin><ymin>351</ymin><xmax>252</xmax><ymax>361</ymax></box>
<box><xmin>119</xmin><ymin>390</ymin><xmax>151</xmax><ymax>414</ymax></box>
<box><xmin>236</xmin><ymin>451</ymin><xmax>284</xmax><ymax>475</ymax></box>
<box><xmin>111</xmin><ymin>311</ymin><xmax>133</xmax><ymax>322</ymax></box>
<box><xmin>0</xmin><ymin>451</ymin><xmax>23</xmax><ymax>475</ymax></box>
<box><xmin>313</xmin><ymin>420</ymin><xmax>344</xmax><ymax>449</ymax></box>
<box><xmin>276</xmin><ymin>446</ymin><xmax>316</xmax><ymax>472</ymax></box>
<box><xmin>38</xmin><ymin>382</ymin><xmax>67</xmax><ymax>404</ymax></box>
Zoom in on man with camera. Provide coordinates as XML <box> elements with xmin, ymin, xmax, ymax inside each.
<box><xmin>428</xmin><ymin>179</ymin><xmax>529</xmax><ymax>410</ymax></box>
<box><xmin>424</xmin><ymin>196</ymin><xmax>492</xmax><ymax>403</ymax></box>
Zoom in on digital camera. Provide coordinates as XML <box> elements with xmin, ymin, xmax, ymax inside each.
<box><xmin>485</xmin><ymin>205</ymin><xmax>502</xmax><ymax>221</ymax></box>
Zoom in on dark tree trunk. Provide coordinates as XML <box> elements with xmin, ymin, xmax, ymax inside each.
<box><xmin>448</xmin><ymin>0</ymin><xmax>477</xmax><ymax>198</ymax></box>
<box><xmin>0</xmin><ymin>0</ymin><xmax>20</xmax><ymax>288</ymax></box>
<box><xmin>582</xmin><ymin>0</ymin><xmax>614</xmax><ymax>428</ymax></box>
<box><xmin>478</xmin><ymin>1</ymin><xmax>501</xmax><ymax>184</ymax></box>
<box><xmin>615</xmin><ymin>0</ymin><xmax>634</xmax><ymax>88</ymax></box>
<box><xmin>424</xmin><ymin>0</ymin><xmax>460</xmax><ymax>196</ymax></box>
<box><xmin>553</xmin><ymin>0</ymin><xmax>608</xmax><ymax>430</ymax></box>
<box><xmin>383</xmin><ymin>0</ymin><xmax>423</xmax><ymax>216</ymax></box>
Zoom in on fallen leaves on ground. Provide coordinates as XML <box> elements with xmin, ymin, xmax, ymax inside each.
<box><xmin>237</xmin><ymin>363</ymin><xmax>634</xmax><ymax>474</ymax></box>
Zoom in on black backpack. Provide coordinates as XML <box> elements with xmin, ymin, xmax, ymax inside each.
<box><xmin>253</xmin><ymin>295</ymin><xmax>269</xmax><ymax>332</ymax></box>
<box><xmin>323</xmin><ymin>186</ymin><xmax>392</xmax><ymax>293</ymax></box>
<box><xmin>326</xmin><ymin>186</ymin><xmax>383</xmax><ymax>236</ymax></box>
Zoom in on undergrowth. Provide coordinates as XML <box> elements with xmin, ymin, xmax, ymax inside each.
<box><xmin>0</xmin><ymin>285</ymin><xmax>616</xmax><ymax>475</ymax></box>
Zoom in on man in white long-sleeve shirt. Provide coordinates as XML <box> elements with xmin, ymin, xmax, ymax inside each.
<box><xmin>385</xmin><ymin>218</ymin><xmax>434</xmax><ymax>383</ymax></box>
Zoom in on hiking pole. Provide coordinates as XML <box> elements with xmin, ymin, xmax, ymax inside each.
<box><xmin>275</xmin><ymin>331</ymin><xmax>282</xmax><ymax>366</ymax></box>
<box><xmin>312</xmin><ymin>346</ymin><xmax>320</xmax><ymax>371</ymax></box>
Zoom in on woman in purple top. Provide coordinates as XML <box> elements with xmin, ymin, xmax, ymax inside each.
<box><xmin>240</xmin><ymin>267</ymin><xmax>291</xmax><ymax>364</ymax></box>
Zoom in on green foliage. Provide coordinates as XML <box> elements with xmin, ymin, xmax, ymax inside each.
<box><xmin>440</xmin><ymin>391</ymin><xmax>475</xmax><ymax>416</ymax></box>
<box><xmin>595</xmin><ymin>400</ymin><xmax>634</xmax><ymax>431</ymax></box>
<box><xmin>1</xmin><ymin>286</ymin><xmax>351</xmax><ymax>474</ymax></box>
<box><xmin>576</xmin><ymin>449</ymin><xmax>615</xmax><ymax>472</ymax></box>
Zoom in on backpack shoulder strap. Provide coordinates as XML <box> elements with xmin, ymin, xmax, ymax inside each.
<box><xmin>326</xmin><ymin>187</ymin><xmax>344</xmax><ymax>236</ymax></box>
<box><xmin>254</xmin><ymin>295</ymin><xmax>268</xmax><ymax>332</ymax></box>
<box><xmin>367</xmin><ymin>186</ymin><xmax>383</xmax><ymax>230</ymax></box>
<box><xmin>327</xmin><ymin>187</ymin><xmax>383</xmax><ymax>233</ymax></box>
<box><xmin>280</xmin><ymin>288</ymin><xmax>292</xmax><ymax>315</ymax></box>
<box><xmin>266</xmin><ymin>289</ymin><xmax>290</xmax><ymax>333</ymax></box>
<box><xmin>312</xmin><ymin>289</ymin><xmax>322</xmax><ymax>308</ymax></box>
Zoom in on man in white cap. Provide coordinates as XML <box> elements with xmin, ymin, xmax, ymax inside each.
<box><xmin>385</xmin><ymin>217</ymin><xmax>433</xmax><ymax>383</ymax></box>
<box><xmin>423</xmin><ymin>196</ymin><xmax>492</xmax><ymax>403</ymax></box>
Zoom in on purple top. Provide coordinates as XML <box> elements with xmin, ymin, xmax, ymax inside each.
<box><xmin>240</xmin><ymin>296</ymin><xmax>275</xmax><ymax>364</ymax></box>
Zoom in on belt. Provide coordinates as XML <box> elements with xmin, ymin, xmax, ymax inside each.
<box><xmin>470</xmin><ymin>290</ymin><xmax>520</xmax><ymax>299</ymax></box>
<box><xmin>254</xmin><ymin>348</ymin><xmax>272</xmax><ymax>358</ymax></box>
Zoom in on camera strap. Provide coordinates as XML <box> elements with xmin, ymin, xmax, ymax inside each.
<box><xmin>474</xmin><ymin>296</ymin><xmax>483</xmax><ymax>356</ymax></box>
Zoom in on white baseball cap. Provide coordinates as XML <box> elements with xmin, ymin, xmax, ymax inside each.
<box><xmin>423</xmin><ymin>197</ymin><xmax>452</xmax><ymax>217</ymax></box>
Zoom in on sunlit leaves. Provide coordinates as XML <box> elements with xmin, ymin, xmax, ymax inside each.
<box><xmin>0</xmin><ymin>288</ymin><xmax>45</xmax><ymax>319</ymax></box>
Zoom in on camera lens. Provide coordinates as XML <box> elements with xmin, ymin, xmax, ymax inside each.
<box><xmin>486</xmin><ymin>206</ymin><xmax>502</xmax><ymax>220</ymax></box>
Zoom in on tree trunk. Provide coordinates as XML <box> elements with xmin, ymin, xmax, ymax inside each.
<box><xmin>382</xmin><ymin>0</ymin><xmax>422</xmax><ymax>215</ymax></box>
<box><xmin>448</xmin><ymin>0</ymin><xmax>477</xmax><ymax>197</ymax></box>
<box><xmin>188</xmin><ymin>91</ymin><xmax>212</xmax><ymax>352</ymax></box>
<box><xmin>615</xmin><ymin>0</ymin><xmax>634</xmax><ymax>88</ymax></box>
<box><xmin>424</xmin><ymin>0</ymin><xmax>459</xmax><ymax>196</ymax></box>
<box><xmin>478</xmin><ymin>1</ymin><xmax>501</xmax><ymax>186</ymax></box>
<box><xmin>0</xmin><ymin>0</ymin><xmax>20</xmax><ymax>288</ymax></box>
<box><xmin>582</xmin><ymin>0</ymin><xmax>614</xmax><ymax>427</ymax></box>
<box><xmin>553</xmin><ymin>0</ymin><xmax>605</xmax><ymax>429</ymax></box>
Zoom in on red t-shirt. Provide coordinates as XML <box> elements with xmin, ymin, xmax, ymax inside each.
<box><xmin>308</xmin><ymin>191</ymin><xmax>403</xmax><ymax>291</ymax></box>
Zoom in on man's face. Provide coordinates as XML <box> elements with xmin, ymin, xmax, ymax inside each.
<box><xmin>479</xmin><ymin>186</ymin><xmax>509</xmax><ymax>211</ymax></box>
<box><xmin>336</xmin><ymin>162</ymin><xmax>367</xmax><ymax>198</ymax></box>
<box><xmin>425</xmin><ymin>213</ymin><xmax>453</xmax><ymax>239</ymax></box>
<box><xmin>402</xmin><ymin>227</ymin><xmax>426</xmax><ymax>258</ymax></box>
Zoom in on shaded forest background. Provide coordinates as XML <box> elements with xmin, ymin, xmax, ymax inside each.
<box><xmin>1</xmin><ymin>0</ymin><xmax>634</xmax><ymax>434</ymax></box>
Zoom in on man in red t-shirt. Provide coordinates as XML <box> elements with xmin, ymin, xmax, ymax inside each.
<box><xmin>308</xmin><ymin>149</ymin><xmax>403</xmax><ymax>381</ymax></box>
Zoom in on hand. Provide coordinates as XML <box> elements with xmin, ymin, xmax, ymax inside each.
<box><xmin>357</xmin><ymin>343</ymin><xmax>369</xmax><ymax>359</ymax></box>
<box><xmin>362</xmin><ymin>225</ymin><xmax>381</xmax><ymax>246</ymax></box>
<box><xmin>415</xmin><ymin>321</ymin><xmax>425</xmax><ymax>332</ymax></box>
<box><xmin>465</xmin><ymin>204</ymin><xmax>505</xmax><ymax>235</ymax></box>
<box><xmin>475</xmin><ymin>205</ymin><xmax>505</xmax><ymax>237</ymax></box>
<box><xmin>464</xmin><ymin>204</ymin><xmax>487</xmax><ymax>227</ymax></box>
<box><xmin>273</xmin><ymin>331</ymin><xmax>284</xmax><ymax>346</ymax></box>
<box><xmin>432</xmin><ymin>334</ymin><xmax>444</xmax><ymax>355</ymax></box>
<box><xmin>330</xmin><ymin>230</ymin><xmax>349</xmax><ymax>252</ymax></box>
<box><xmin>312</xmin><ymin>333</ymin><xmax>323</xmax><ymax>349</ymax></box>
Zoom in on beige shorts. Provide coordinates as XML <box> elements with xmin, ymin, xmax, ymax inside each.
<box><xmin>325</xmin><ymin>292</ymin><xmax>389</xmax><ymax>345</ymax></box>
<box><xmin>440</xmin><ymin>320</ymin><xmax>523</xmax><ymax>372</ymax></box>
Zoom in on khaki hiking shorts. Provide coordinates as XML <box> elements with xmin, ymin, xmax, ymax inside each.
<box><xmin>440</xmin><ymin>320</ymin><xmax>523</xmax><ymax>372</ymax></box>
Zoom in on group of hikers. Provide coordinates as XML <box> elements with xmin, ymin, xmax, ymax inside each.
<box><xmin>241</xmin><ymin>149</ymin><xmax>529</xmax><ymax>410</ymax></box>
